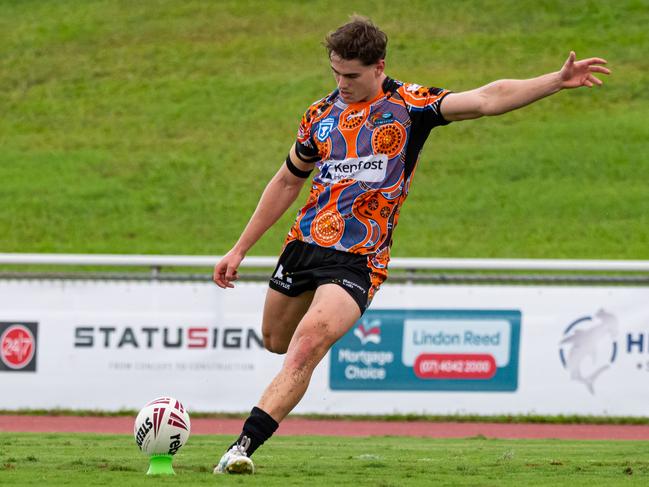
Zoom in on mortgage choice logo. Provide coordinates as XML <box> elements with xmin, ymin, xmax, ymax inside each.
<box><xmin>330</xmin><ymin>310</ymin><xmax>521</xmax><ymax>391</ymax></box>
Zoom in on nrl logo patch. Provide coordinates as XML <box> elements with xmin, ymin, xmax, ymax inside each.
<box><xmin>317</xmin><ymin>117</ymin><xmax>335</xmax><ymax>142</ymax></box>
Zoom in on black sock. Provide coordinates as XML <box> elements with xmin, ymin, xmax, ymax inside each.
<box><xmin>228</xmin><ymin>406</ymin><xmax>279</xmax><ymax>457</ymax></box>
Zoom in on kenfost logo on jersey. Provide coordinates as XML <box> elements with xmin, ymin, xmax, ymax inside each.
<box><xmin>318</xmin><ymin>154</ymin><xmax>388</xmax><ymax>183</ymax></box>
<box><xmin>0</xmin><ymin>322</ymin><xmax>38</xmax><ymax>372</ymax></box>
<box><xmin>559</xmin><ymin>309</ymin><xmax>618</xmax><ymax>394</ymax></box>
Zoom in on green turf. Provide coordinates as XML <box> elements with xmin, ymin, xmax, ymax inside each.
<box><xmin>0</xmin><ymin>433</ymin><xmax>646</xmax><ymax>486</ymax></box>
<box><xmin>1</xmin><ymin>0</ymin><xmax>647</xmax><ymax>259</ymax></box>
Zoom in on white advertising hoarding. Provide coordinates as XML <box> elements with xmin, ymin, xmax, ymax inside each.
<box><xmin>0</xmin><ymin>278</ymin><xmax>647</xmax><ymax>416</ymax></box>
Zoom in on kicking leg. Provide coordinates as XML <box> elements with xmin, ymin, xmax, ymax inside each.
<box><xmin>215</xmin><ymin>284</ymin><xmax>360</xmax><ymax>474</ymax></box>
<box><xmin>261</xmin><ymin>287</ymin><xmax>314</xmax><ymax>354</ymax></box>
<box><xmin>258</xmin><ymin>283</ymin><xmax>361</xmax><ymax>421</ymax></box>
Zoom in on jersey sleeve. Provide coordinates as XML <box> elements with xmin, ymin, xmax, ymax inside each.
<box><xmin>295</xmin><ymin>104</ymin><xmax>322</xmax><ymax>162</ymax></box>
<box><xmin>399</xmin><ymin>83</ymin><xmax>452</xmax><ymax>130</ymax></box>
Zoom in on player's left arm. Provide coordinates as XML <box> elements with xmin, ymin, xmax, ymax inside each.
<box><xmin>440</xmin><ymin>52</ymin><xmax>610</xmax><ymax>122</ymax></box>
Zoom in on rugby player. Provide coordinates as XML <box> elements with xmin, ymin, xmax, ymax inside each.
<box><xmin>212</xmin><ymin>16</ymin><xmax>609</xmax><ymax>474</ymax></box>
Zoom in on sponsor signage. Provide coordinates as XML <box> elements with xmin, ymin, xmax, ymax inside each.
<box><xmin>0</xmin><ymin>279</ymin><xmax>284</xmax><ymax>411</ymax></box>
<box><xmin>73</xmin><ymin>326</ymin><xmax>262</xmax><ymax>349</ymax></box>
<box><xmin>330</xmin><ymin>310</ymin><xmax>521</xmax><ymax>391</ymax></box>
<box><xmin>0</xmin><ymin>322</ymin><xmax>38</xmax><ymax>372</ymax></box>
<box><xmin>0</xmin><ymin>278</ymin><xmax>647</xmax><ymax>415</ymax></box>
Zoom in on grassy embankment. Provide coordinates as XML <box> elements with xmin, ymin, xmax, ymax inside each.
<box><xmin>1</xmin><ymin>1</ymin><xmax>647</xmax><ymax>263</ymax></box>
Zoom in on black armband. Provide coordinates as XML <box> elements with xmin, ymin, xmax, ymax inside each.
<box><xmin>295</xmin><ymin>140</ymin><xmax>320</xmax><ymax>161</ymax></box>
<box><xmin>285</xmin><ymin>156</ymin><xmax>313</xmax><ymax>178</ymax></box>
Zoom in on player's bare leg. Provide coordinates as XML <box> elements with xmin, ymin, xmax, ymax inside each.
<box><xmin>261</xmin><ymin>287</ymin><xmax>315</xmax><ymax>354</ymax></box>
<box><xmin>215</xmin><ymin>283</ymin><xmax>361</xmax><ymax>474</ymax></box>
<box><xmin>258</xmin><ymin>283</ymin><xmax>361</xmax><ymax>421</ymax></box>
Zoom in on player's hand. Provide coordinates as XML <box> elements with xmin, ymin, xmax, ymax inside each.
<box><xmin>559</xmin><ymin>51</ymin><xmax>610</xmax><ymax>89</ymax></box>
<box><xmin>213</xmin><ymin>250</ymin><xmax>244</xmax><ymax>289</ymax></box>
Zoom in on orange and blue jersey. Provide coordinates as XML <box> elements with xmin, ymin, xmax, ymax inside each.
<box><xmin>286</xmin><ymin>76</ymin><xmax>451</xmax><ymax>294</ymax></box>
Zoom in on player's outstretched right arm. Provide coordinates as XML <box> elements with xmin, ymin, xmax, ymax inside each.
<box><xmin>213</xmin><ymin>144</ymin><xmax>315</xmax><ymax>289</ymax></box>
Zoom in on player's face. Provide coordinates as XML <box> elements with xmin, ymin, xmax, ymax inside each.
<box><xmin>330</xmin><ymin>54</ymin><xmax>385</xmax><ymax>104</ymax></box>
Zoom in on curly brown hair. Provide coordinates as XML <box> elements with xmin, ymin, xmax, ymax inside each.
<box><xmin>325</xmin><ymin>15</ymin><xmax>387</xmax><ymax>66</ymax></box>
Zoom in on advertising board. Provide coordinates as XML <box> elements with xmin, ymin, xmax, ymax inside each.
<box><xmin>1</xmin><ymin>279</ymin><xmax>647</xmax><ymax>416</ymax></box>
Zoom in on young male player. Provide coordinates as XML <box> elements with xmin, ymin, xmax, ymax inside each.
<box><xmin>212</xmin><ymin>16</ymin><xmax>609</xmax><ymax>474</ymax></box>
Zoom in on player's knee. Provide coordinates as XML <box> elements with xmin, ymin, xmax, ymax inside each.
<box><xmin>263</xmin><ymin>332</ymin><xmax>289</xmax><ymax>355</ymax></box>
<box><xmin>284</xmin><ymin>331</ymin><xmax>329</xmax><ymax>372</ymax></box>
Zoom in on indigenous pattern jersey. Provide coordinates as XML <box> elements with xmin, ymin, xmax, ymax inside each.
<box><xmin>287</xmin><ymin>76</ymin><xmax>451</xmax><ymax>296</ymax></box>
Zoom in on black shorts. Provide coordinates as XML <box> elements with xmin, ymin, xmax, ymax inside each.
<box><xmin>268</xmin><ymin>240</ymin><xmax>374</xmax><ymax>314</ymax></box>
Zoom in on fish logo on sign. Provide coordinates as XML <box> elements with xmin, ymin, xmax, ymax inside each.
<box><xmin>317</xmin><ymin>117</ymin><xmax>335</xmax><ymax>141</ymax></box>
<box><xmin>354</xmin><ymin>319</ymin><xmax>381</xmax><ymax>345</ymax></box>
<box><xmin>559</xmin><ymin>309</ymin><xmax>618</xmax><ymax>395</ymax></box>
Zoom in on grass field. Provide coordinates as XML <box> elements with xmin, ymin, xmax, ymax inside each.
<box><xmin>1</xmin><ymin>0</ymin><xmax>648</xmax><ymax>260</ymax></box>
<box><xmin>1</xmin><ymin>433</ymin><xmax>647</xmax><ymax>486</ymax></box>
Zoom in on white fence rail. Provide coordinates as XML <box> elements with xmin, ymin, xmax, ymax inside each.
<box><xmin>1</xmin><ymin>253</ymin><xmax>649</xmax><ymax>272</ymax></box>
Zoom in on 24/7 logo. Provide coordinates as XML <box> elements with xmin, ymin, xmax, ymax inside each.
<box><xmin>0</xmin><ymin>322</ymin><xmax>38</xmax><ymax>372</ymax></box>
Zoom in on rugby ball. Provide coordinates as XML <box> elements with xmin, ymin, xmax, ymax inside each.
<box><xmin>134</xmin><ymin>397</ymin><xmax>191</xmax><ymax>456</ymax></box>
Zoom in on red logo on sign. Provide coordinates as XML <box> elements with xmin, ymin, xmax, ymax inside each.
<box><xmin>1</xmin><ymin>325</ymin><xmax>35</xmax><ymax>370</ymax></box>
<box><xmin>414</xmin><ymin>354</ymin><xmax>496</xmax><ymax>379</ymax></box>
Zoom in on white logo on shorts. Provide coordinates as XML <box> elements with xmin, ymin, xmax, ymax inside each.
<box><xmin>342</xmin><ymin>279</ymin><xmax>366</xmax><ymax>294</ymax></box>
<box><xmin>273</xmin><ymin>264</ymin><xmax>292</xmax><ymax>283</ymax></box>
<box><xmin>271</xmin><ymin>264</ymin><xmax>293</xmax><ymax>289</ymax></box>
